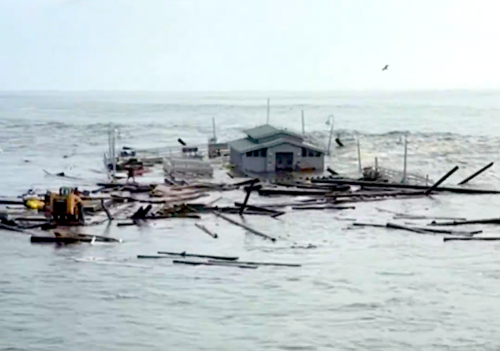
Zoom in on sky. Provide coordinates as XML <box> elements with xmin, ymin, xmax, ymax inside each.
<box><xmin>1</xmin><ymin>0</ymin><xmax>499</xmax><ymax>91</ymax></box>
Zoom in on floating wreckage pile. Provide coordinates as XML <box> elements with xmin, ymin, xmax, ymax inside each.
<box><xmin>1</xmin><ymin>154</ymin><xmax>500</xmax><ymax>271</ymax></box>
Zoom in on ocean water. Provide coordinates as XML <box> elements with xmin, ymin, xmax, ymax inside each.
<box><xmin>1</xmin><ymin>91</ymin><xmax>500</xmax><ymax>350</ymax></box>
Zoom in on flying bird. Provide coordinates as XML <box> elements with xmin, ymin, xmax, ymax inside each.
<box><xmin>382</xmin><ymin>64</ymin><xmax>389</xmax><ymax>71</ymax></box>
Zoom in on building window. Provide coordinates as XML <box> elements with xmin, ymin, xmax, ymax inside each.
<box><xmin>246</xmin><ymin>151</ymin><xmax>252</xmax><ymax>157</ymax></box>
<box><xmin>315</xmin><ymin>151</ymin><xmax>321</xmax><ymax>157</ymax></box>
<box><xmin>308</xmin><ymin>150</ymin><xmax>314</xmax><ymax>157</ymax></box>
<box><xmin>302</xmin><ymin>148</ymin><xmax>306</xmax><ymax>157</ymax></box>
<box><xmin>252</xmin><ymin>150</ymin><xmax>259</xmax><ymax>157</ymax></box>
<box><xmin>260</xmin><ymin>148</ymin><xmax>267</xmax><ymax>157</ymax></box>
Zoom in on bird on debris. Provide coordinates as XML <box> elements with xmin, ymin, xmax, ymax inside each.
<box><xmin>382</xmin><ymin>64</ymin><xmax>389</xmax><ymax>71</ymax></box>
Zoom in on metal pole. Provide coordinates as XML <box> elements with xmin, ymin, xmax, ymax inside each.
<box><xmin>112</xmin><ymin>128</ymin><xmax>116</xmax><ymax>180</ymax></box>
<box><xmin>266</xmin><ymin>98</ymin><xmax>270</xmax><ymax>124</ymax></box>
<box><xmin>357</xmin><ymin>134</ymin><xmax>362</xmax><ymax>174</ymax></box>
<box><xmin>301</xmin><ymin>110</ymin><xmax>305</xmax><ymax>135</ymax></box>
<box><xmin>327</xmin><ymin>115</ymin><xmax>334</xmax><ymax>156</ymax></box>
<box><xmin>212</xmin><ymin>118</ymin><xmax>217</xmax><ymax>142</ymax></box>
<box><xmin>106</xmin><ymin>128</ymin><xmax>111</xmax><ymax>180</ymax></box>
<box><xmin>402</xmin><ymin>134</ymin><xmax>408</xmax><ymax>183</ymax></box>
<box><xmin>375</xmin><ymin>157</ymin><xmax>378</xmax><ymax>172</ymax></box>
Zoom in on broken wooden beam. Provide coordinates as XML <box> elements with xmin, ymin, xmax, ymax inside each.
<box><xmin>258</xmin><ymin>189</ymin><xmax>335</xmax><ymax>196</ymax></box>
<box><xmin>352</xmin><ymin>222</ymin><xmax>386</xmax><ymax>228</ymax></box>
<box><xmin>375</xmin><ymin>208</ymin><xmax>467</xmax><ymax>221</ymax></box>
<box><xmin>444</xmin><ymin>237</ymin><xmax>500</xmax><ymax>242</ymax></box>
<box><xmin>0</xmin><ymin>197</ymin><xmax>24</xmax><ymax>205</ymax></box>
<box><xmin>0</xmin><ymin>222</ymin><xmax>31</xmax><ymax>234</ymax></box>
<box><xmin>352</xmin><ymin>222</ymin><xmax>472</xmax><ymax>235</ymax></box>
<box><xmin>457</xmin><ymin>162</ymin><xmax>494</xmax><ymax>185</ymax></box>
<box><xmin>327</xmin><ymin>167</ymin><xmax>340</xmax><ymax>176</ymax></box>
<box><xmin>195</xmin><ymin>223</ymin><xmax>218</xmax><ymax>239</ymax></box>
<box><xmin>311</xmin><ymin>178</ymin><xmax>500</xmax><ymax>194</ymax></box>
<box><xmin>393</xmin><ymin>214</ymin><xmax>468</xmax><ymax>221</ymax></box>
<box><xmin>208</xmin><ymin>259</ymin><xmax>301</xmax><ymax>267</ymax></box>
<box><xmin>291</xmin><ymin>205</ymin><xmax>355</xmax><ymax>210</ymax></box>
<box><xmin>173</xmin><ymin>260</ymin><xmax>258</xmax><ymax>269</ymax></box>
<box><xmin>425</xmin><ymin>166</ymin><xmax>459</xmax><ymax>195</ymax></box>
<box><xmin>214</xmin><ymin>212</ymin><xmax>277</xmax><ymax>242</ymax></box>
<box><xmin>31</xmin><ymin>236</ymin><xmax>83</xmax><ymax>244</ymax></box>
<box><xmin>231</xmin><ymin>178</ymin><xmax>261</xmax><ymax>187</ymax></box>
<box><xmin>430</xmin><ymin>218</ymin><xmax>500</xmax><ymax>226</ymax></box>
<box><xmin>386</xmin><ymin>222</ymin><xmax>427</xmax><ymax>234</ymax></box>
<box><xmin>145</xmin><ymin>214</ymin><xmax>201</xmax><ymax>219</ymax></box>
<box><xmin>31</xmin><ymin>234</ymin><xmax>120</xmax><ymax>244</ymax></box>
<box><xmin>137</xmin><ymin>255</ymin><xmax>172</xmax><ymax>259</ymax></box>
<box><xmin>156</xmin><ymin>251</ymin><xmax>239</xmax><ymax>261</ymax></box>
<box><xmin>234</xmin><ymin>202</ymin><xmax>283</xmax><ymax>215</ymax></box>
<box><xmin>117</xmin><ymin>221</ymin><xmax>137</xmax><ymax>227</ymax></box>
<box><xmin>131</xmin><ymin>205</ymin><xmax>152</xmax><ymax>219</ymax></box>
<box><xmin>101</xmin><ymin>199</ymin><xmax>113</xmax><ymax>221</ymax></box>
<box><xmin>239</xmin><ymin>179</ymin><xmax>258</xmax><ymax>215</ymax></box>
<box><xmin>329</xmin><ymin>190</ymin><xmax>424</xmax><ymax>199</ymax></box>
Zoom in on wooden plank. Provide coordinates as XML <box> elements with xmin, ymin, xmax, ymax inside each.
<box><xmin>425</xmin><ymin>166</ymin><xmax>459</xmax><ymax>195</ymax></box>
<box><xmin>234</xmin><ymin>202</ymin><xmax>283</xmax><ymax>215</ymax></box>
<box><xmin>430</xmin><ymin>218</ymin><xmax>500</xmax><ymax>226</ymax></box>
<box><xmin>386</xmin><ymin>222</ymin><xmax>427</xmax><ymax>234</ymax></box>
<box><xmin>292</xmin><ymin>205</ymin><xmax>355</xmax><ymax>210</ymax></box>
<box><xmin>195</xmin><ymin>223</ymin><xmax>218</xmax><ymax>238</ymax></box>
<box><xmin>173</xmin><ymin>260</ymin><xmax>258</xmax><ymax>269</ymax></box>
<box><xmin>208</xmin><ymin>259</ymin><xmax>301</xmax><ymax>267</ymax></box>
<box><xmin>137</xmin><ymin>255</ymin><xmax>171</xmax><ymax>259</ymax></box>
<box><xmin>214</xmin><ymin>212</ymin><xmax>277</xmax><ymax>242</ymax></box>
<box><xmin>156</xmin><ymin>251</ymin><xmax>239</xmax><ymax>261</ymax></box>
<box><xmin>311</xmin><ymin>178</ymin><xmax>500</xmax><ymax>194</ymax></box>
<box><xmin>444</xmin><ymin>237</ymin><xmax>500</xmax><ymax>242</ymax></box>
<box><xmin>0</xmin><ymin>198</ymin><xmax>24</xmax><ymax>205</ymax></box>
<box><xmin>457</xmin><ymin>162</ymin><xmax>494</xmax><ymax>185</ymax></box>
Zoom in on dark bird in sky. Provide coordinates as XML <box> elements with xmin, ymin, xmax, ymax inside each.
<box><xmin>382</xmin><ymin>65</ymin><xmax>389</xmax><ymax>71</ymax></box>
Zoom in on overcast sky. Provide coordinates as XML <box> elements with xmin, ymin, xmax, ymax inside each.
<box><xmin>1</xmin><ymin>0</ymin><xmax>499</xmax><ymax>91</ymax></box>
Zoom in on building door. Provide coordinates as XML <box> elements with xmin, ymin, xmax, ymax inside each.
<box><xmin>275</xmin><ymin>152</ymin><xmax>294</xmax><ymax>171</ymax></box>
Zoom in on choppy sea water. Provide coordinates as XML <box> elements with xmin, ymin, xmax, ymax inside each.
<box><xmin>1</xmin><ymin>91</ymin><xmax>500</xmax><ymax>351</ymax></box>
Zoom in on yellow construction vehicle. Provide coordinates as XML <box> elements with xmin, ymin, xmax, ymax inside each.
<box><xmin>44</xmin><ymin>187</ymin><xmax>84</xmax><ymax>224</ymax></box>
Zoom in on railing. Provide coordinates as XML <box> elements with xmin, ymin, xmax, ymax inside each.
<box><xmin>163</xmin><ymin>157</ymin><xmax>214</xmax><ymax>178</ymax></box>
<box><xmin>364</xmin><ymin>165</ymin><xmax>431</xmax><ymax>186</ymax></box>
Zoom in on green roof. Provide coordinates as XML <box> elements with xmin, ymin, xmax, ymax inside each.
<box><xmin>228</xmin><ymin>137</ymin><xmax>325</xmax><ymax>154</ymax></box>
<box><xmin>227</xmin><ymin>138</ymin><xmax>257</xmax><ymax>153</ymax></box>
<box><xmin>243</xmin><ymin>124</ymin><xmax>303</xmax><ymax>141</ymax></box>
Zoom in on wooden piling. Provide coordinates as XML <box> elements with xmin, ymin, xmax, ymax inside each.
<box><xmin>101</xmin><ymin>199</ymin><xmax>113</xmax><ymax>221</ymax></box>
<box><xmin>240</xmin><ymin>179</ymin><xmax>258</xmax><ymax>215</ymax></box>
<box><xmin>327</xmin><ymin>167</ymin><xmax>339</xmax><ymax>176</ymax></box>
<box><xmin>214</xmin><ymin>212</ymin><xmax>276</xmax><ymax>242</ymax></box>
<box><xmin>457</xmin><ymin>162</ymin><xmax>494</xmax><ymax>185</ymax></box>
<box><xmin>424</xmin><ymin>166</ymin><xmax>459</xmax><ymax>195</ymax></box>
<box><xmin>195</xmin><ymin>223</ymin><xmax>218</xmax><ymax>238</ymax></box>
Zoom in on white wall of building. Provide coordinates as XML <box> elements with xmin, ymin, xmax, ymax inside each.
<box><xmin>230</xmin><ymin>142</ymin><xmax>324</xmax><ymax>173</ymax></box>
<box><xmin>242</xmin><ymin>152</ymin><xmax>267</xmax><ymax>173</ymax></box>
<box><xmin>230</xmin><ymin>148</ymin><xmax>243</xmax><ymax>169</ymax></box>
